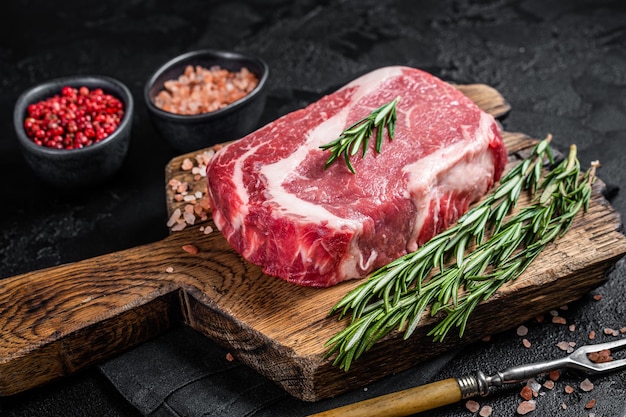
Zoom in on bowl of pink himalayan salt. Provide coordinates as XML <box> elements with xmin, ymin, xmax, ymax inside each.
<box><xmin>144</xmin><ymin>49</ymin><xmax>269</xmax><ymax>153</ymax></box>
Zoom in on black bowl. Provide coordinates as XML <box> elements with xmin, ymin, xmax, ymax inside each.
<box><xmin>13</xmin><ymin>75</ymin><xmax>133</xmax><ymax>188</ymax></box>
<box><xmin>144</xmin><ymin>49</ymin><xmax>269</xmax><ymax>153</ymax></box>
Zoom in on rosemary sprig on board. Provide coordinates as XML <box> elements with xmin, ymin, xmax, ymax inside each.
<box><xmin>325</xmin><ymin>136</ymin><xmax>599</xmax><ymax>371</ymax></box>
<box><xmin>320</xmin><ymin>98</ymin><xmax>399</xmax><ymax>173</ymax></box>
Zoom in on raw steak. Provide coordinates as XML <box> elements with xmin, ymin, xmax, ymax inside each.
<box><xmin>206</xmin><ymin>66</ymin><xmax>507</xmax><ymax>287</ymax></box>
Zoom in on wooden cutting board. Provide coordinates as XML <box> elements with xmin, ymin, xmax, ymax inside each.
<box><xmin>1</xmin><ymin>85</ymin><xmax>624</xmax><ymax>402</ymax></box>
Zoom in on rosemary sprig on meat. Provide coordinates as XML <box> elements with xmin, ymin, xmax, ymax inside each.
<box><xmin>325</xmin><ymin>136</ymin><xmax>599</xmax><ymax>371</ymax></box>
<box><xmin>320</xmin><ymin>98</ymin><xmax>399</xmax><ymax>173</ymax></box>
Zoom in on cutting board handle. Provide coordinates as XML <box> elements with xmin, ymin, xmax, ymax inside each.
<box><xmin>0</xmin><ymin>235</ymin><xmax>188</xmax><ymax>396</ymax></box>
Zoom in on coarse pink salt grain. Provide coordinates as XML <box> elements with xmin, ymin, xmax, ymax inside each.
<box><xmin>580</xmin><ymin>378</ymin><xmax>594</xmax><ymax>392</ymax></box>
<box><xmin>585</xmin><ymin>398</ymin><xmax>596</xmax><ymax>409</ymax></box>
<box><xmin>557</xmin><ymin>341</ymin><xmax>571</xmax><ymax>351</ymax></box>
<box><xmin>154</xmin><ymin>65</ymin><xmax>259</xmax><ymax>116</ymax></box>
<box><xmin>543</xmin><ymin>380</ymin><xmax>554</xmax><ymax>390</ymax></box>
<box><xmin>225</xmin><ymin>352</ymin><xmax>235</xmax><ymax>362</ymax></box>
<box><xmin>165</xmin><ymin>266</ymin><xmax>174</xmax><ymax>273</ymax></box>
<box><xmin>465</xmin><ymin>400</ymin><xmax>480</xmax><ymax>413</ymax></box>
<box><xmin>520</xmin><ymin>386</ymin><xmax>533</xmax><ymax>401</ymax></box>
<box><xmin>552</xmin><ymin>316</ymin><xmax>567</xmax><ymax>325</ymax></box>
<box><xmin>593</xmin><ymin>294</ymin><xmax>602</xmax><ymax>301</ymax></box>
<box><xmin>183</xmin><ymin>211</ymin><xmax>196</xmax><ymax>225</ymax></box>
<box><xmin>182</xmin><ymin>158</ymin><xmax>194</xmax><ymax>170</ymax></box>
<box><xmin>589</xmin><ymin>330</ymin><xmax>596</xmax><ymax>340</ymax></box>
<box><xmin>604</xmin><ymin>327</ymin><xmax>619</xmax><ymax>336</ymax></box>
<box><xmin>549</xmin><ymin>370</ymin><xmax>560</xmax><ymax>381</ymax></box>
<box><xmin>167</xmin><ymin>208</ymin><xmax>182</xmax><ymax>227</ymax></box>
<box><xmin>522</xmin><ymin>338</ymin><xmax>531</xmax><ymax>348</ymax></box>
<box><xmin>564</xmin><ymin>385</ymin><xmax>575</xmax><ymax>394</ymax></box>
<box><xmin>182</xmin><ymin>244</ymin><xmax>199</xmax><ymax>255</ymax></box>
<box><xmin>517</xmin><ymin>325</ymin><xmax>528</xmax><ymax>336</ymax></box>
<box><xmin>516</xmin><ymin>400</ymin><xmax>536</xmax><ymax>415</ymax></box>
<box><xmin>171</xmin><ymin>222</ymin><xmax>186</xmax><ymax>231</ymax></box>
<box><xmin>479</xmin><ymin>405</ymin><xmax>493</xmax><ymax>417</ymax></box>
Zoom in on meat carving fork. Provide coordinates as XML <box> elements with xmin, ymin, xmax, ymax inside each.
<box><xmin>309</xmin><ymin>338</ymin><xmax>626</xmax><ymax>417</ymax></box>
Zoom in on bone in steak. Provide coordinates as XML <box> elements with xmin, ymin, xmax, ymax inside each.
<box><xmin>206</xmin><ymin>66</ymin><xmax>507</xmax><ymax>287</ymax></box>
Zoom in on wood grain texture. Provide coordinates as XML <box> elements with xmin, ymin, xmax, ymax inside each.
<box><xmin>0</xmin><ymin>85</ymin><xmax>624</xmax><ymax>402</ymax></box>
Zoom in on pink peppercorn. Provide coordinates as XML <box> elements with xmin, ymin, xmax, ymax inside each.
<box><xmin>23</xmin><ymin>86</ymin><xmax>124</xmax><ymax>150</ymax></box>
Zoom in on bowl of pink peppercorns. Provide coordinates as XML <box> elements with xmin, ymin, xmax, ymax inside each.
<box><xmin>13</xmin><ymin>75</ymin><xmax>133</xmax><ymax>188</ymax></box>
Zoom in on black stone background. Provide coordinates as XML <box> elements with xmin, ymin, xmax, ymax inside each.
<box><xmin>1</xmin><ymin>0</ymin><xmax>625</xmax><ymax>416</ymax></box>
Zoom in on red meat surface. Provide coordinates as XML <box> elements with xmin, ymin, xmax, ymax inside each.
<box><xmin>207</xmin><ymin>66</ymin><xmax>507</xmax><ymax>287</ymax></box>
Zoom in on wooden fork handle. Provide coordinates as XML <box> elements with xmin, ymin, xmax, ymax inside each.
<box><xmin>308</xmin><ymin>377</ymin><xmax>462</xmax><ymax>417</ymax></box>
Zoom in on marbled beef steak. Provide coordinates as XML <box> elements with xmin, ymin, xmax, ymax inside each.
<box><xmin>206</xmin><ymin>66</ymin><xmax>507</xmax><ymax>287</ymax></box>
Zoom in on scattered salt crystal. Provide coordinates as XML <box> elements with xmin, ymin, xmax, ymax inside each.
<box><xmin>517</xmin><ymin>325</ymin><xmax>528</xmax><ymax>336</ymax></box>
<box><xmin>604</xmin><ymin>327</ymin><xmax>619</xmax><ymax>336</ymax></box>
<box><xmin>183</xmin><ymin>211</ymin><xmax>196</xmax><ymax>225</ymax></box>
<box><xmin>527</xmin><ymin>378</ymin><xmax>541</xmax><ymax>395</ymax></box>
<box><xmin>203</xmin><ymin>225</ymin><xmax>213</xmax><ymax>234</ymax></box>
<box><xmin>564</xmin><ymin>385</ymin><xmax>575</xmax><ymax>394</ymax></box>
<box><xmin>589</xmin><ymin>330</ymin><xmax>596</xmax><ymax>340</ymax></box>
<box><xmin>520</xmin><ymin>385</ymin><xmax>533</xmax><ymax>401</ymax></box>
<box><xmin>171</xmin><ymin>222</ymin><xmax>186</xmax><ymax>231</ymax></box>
<box><xmin>559</xmin><ymin>304</ymin><xmax>568</xmax><ymax>311</ymax></box>
<box><xmin>165</xmin><ymin>266</ymin><xmax>174</xmax><ymax>273</ymax></box>
<box><xmin>593</xmin><ymin>294</ymin><xmax>602</xmax><ymax>301</ymax></box>
<box><xmin>543</xmin><ymin>380</ymin><xmax>554</xmax><ymax>390</ymax></box>
<box><xmin>523</xmin><ymin>338</ymin><xmax>531</xmax><ymax>348</ymax></box>
<box><xmin>621</xmin><ymin>327</ymin><xmax>626</xmax><ymax>334</ymax></box>
<box><xmin>561</xmin><ymin>403</ymin><xmax>567</xmax><ymax>410</ymax></box>
<box><xmin>465</xmin><ymin>400</ymin><xmax>480</xmax><ymax>413</ymax></box>
<box><xmin>225</xmin><ymin>352</ymin><xmax>234</xmax><ymax>362</ymax></box>
<box><xmin>585</xmin><ymin>398</ymin><xmax>596</xmax><ymax>409</ymax></box>
<box><xmin>549</xmin><ymin>370</ymin><xmax>560</xmax><ymax>381</ymax></box>
<box><xmin>184</xmin><ymin>204</ymin><xmax>195</xmax><ymax>213</ymax></box>
<box><xmin>177</xmin><ymin>182</ymin><xmax>189</xmax><ymax>193</ymax></box>
<box><xmin>549</xmin><ymin>310</ymin><xmax>559</xmax><ymax>316</ymax></box>
<box><xmin>516</xmin><ymin>400</ymin><xmax>536</xmax><ymax>415</ymax></box>
<box><xmin>183</xmin><ymin>194</ymin><xmax>196</xmax><ymax>202</ymax></box>
<box><xmin>580</xmin><ymin>378</ymin><xmax>594</xmax><ymax>392</ymax></box>
<box><xmin>557</xmin><ymin>341</ymin><xmax>570</xmax><ymax>351</ymax></box>
<box><xmin>181</xmin><ymin>158</ymin><xmax>194</xmax><ymax>170</ymax></box>
<box><xmin>552</xmin><ymin>316</ymin><xmax>567</xmax><ymax>325</ymax></box>
<box><xmin>479</xmin><ymin>405</ymin><xmax>493</xmax><ymax>417</ymax></box>
<box><xmin>167</xmin><ymin>208</ymin><xmax>182</xmax><ymax>227</ymax></box>
<box><xmin>182</xmin><ymin>244</ymin><xmax>199</xmax><ymax>255</ymax></box>
<box><xmin>195</xmin><ymin>191</ymin><xmax>203</xmax><ymax>198</ymax></box>
<box><xmin>569</xmin><ymin>324</ymin><xmax>576</xmax><ymax>332</ymax></box>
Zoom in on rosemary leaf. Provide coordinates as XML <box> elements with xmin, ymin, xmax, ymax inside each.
<box><xmin>320</xmin><ymin>98</ymin><xmax>399</xmax><ymax>173</ymax></box>
<box><xmin>325</xmin><ymin>135</ymin><xmax>598</xmax><ymax>371</ymax></box>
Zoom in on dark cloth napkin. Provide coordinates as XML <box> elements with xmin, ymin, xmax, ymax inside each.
<box><xmin>99</xmin><ymin>327</ymin><xmax>459</xmax><ymax>417</ymax></box>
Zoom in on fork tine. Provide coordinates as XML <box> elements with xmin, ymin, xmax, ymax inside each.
<box><xmin>569</xmin><ymin>337</ymin><xmax>626</xmax><ymax>373</ymax></box>
<box><xmin>587</xmin><ymin>359</ymin><xmax>626</xmax><ymax>373</ymax></box>
<box><xmin>577</xmin><ymin>337</ymin><xmax>626</xmax><ymax>354</ymax></box>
